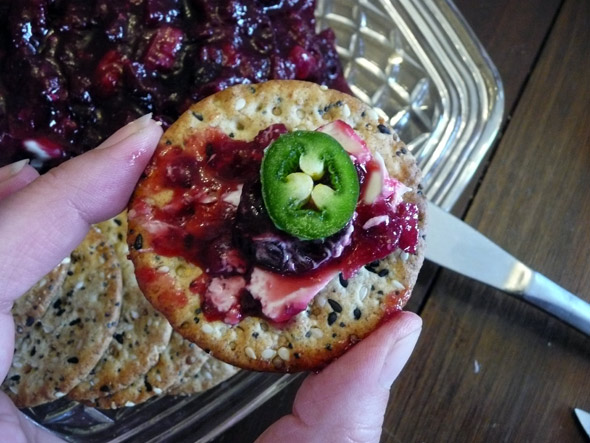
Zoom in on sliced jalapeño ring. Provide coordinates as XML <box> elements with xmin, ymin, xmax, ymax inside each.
<box><xmin>260</xmin><ymin>130</ymin><xmax>360</xmax><ymax>240</ymax></box>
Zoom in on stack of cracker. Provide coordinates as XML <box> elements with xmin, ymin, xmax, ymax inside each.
<box><xmin>2</xmin><ymin>212</ymin><xmax>239</xmax><ymax>409</ymax></box>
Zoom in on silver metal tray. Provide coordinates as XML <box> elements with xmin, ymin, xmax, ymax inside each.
<box><xmin>23</xmin><ymin>0</ymin><xmax>503</xmax><ymax>440</ymax></box>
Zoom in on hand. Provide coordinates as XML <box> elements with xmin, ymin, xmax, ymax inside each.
<box><xmin>256</xmin><ymin>312</ymin><xmax>421</xmax><ymax>443</ymax></box>
<box><xmin>0</xmin><ymin>115</ymin><xmax>421</xmax><ymax>442</ymax></box>
<box><xmin>0</xmin><ymin>115</ymin><xmax>162</xmax><ymax>441</ymax></box>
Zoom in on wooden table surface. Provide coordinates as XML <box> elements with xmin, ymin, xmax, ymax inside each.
<box><xmin>213</xmin><ymin>1</ymin><xmax>590</xmax><ymax>441</ymax></box>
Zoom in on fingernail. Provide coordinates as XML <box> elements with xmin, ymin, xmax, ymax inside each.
<box><xmin>96</xmin><ymin>113</ymin><xmax>155</xmax><ymax>150</ymax></box>
<box><xmin>127</xmin><ymin>113</ymin><xmax>154</xmax><ymax>130</ymax></box>
<box><xmin>0</xmin><ymin>159</ymin><xmax>30</xmax><ymax>182</ymax></box>
<box><xmin>378</xmin><ymin>326</ymin><xmax>422</xmax><ymax>389</ymax></box>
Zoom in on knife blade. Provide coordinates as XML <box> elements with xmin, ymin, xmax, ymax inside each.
<box><xmin>574</xmin><ymin>408</ymin><xmax>590</xmax><ymax>439</ymax></box>
<box><xmin>424</xmin><ymin>201</ymin><xmax>590</xmax><ymax>336</ymax></box>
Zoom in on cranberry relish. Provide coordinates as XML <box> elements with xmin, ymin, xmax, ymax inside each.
<box><xmin>135</xmin><ymin>122</ymin><xmax>419</xmax><ymax>324</ymax></box>
<box><xmin>0</xmin><ymin>0</ymin><xmax>350</xmax><ymax>169</ymax></box>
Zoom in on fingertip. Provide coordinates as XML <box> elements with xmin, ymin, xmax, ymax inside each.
<box><xmin>380</xmin><ymin>310</ymin><xmax>423</xmax><ymax>338</ymax></box>
<box><xmin>0</xmin><ymin>163</ymin><xmax>39</xmax><ymax>200</ymax></box>
<box><xmin>96</xmin><ymin>113</ymin><xmax>162</xmax><ymax>151</ymax></box>
<box><xmin>377</xmin><ymin>313</ymin><xmax>422</xmax><ymax>389</ymax></box>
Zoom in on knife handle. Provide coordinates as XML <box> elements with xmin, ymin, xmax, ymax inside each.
<box><xmin>522</xmin><ymin>272</ymin><xmax>590</xmax><ymax>336</ymax></box>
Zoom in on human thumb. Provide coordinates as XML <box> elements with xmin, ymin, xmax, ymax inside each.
<box><xmin>257</xmin><ymin>311</ymin><xmax>422</xmax><ymax>443</ymax></box>
<box><xmin>0</xmin><ymin>114</ymin><xmax>162</xmax><ymax>300</ymax></box>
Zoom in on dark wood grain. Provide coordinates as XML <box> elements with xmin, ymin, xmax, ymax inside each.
<box><xmin>452</xmin><ymin>0</ymin><xmax>563</xmax><ymax>115</ymax></box>
<box><xmin>383</xmin><ymin>0</ymin><xmax>590</xmax><ymax>442</ymax></box>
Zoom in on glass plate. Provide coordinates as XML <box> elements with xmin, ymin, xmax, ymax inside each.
<box><xmin>22</xmin><ymin>0</ymin><xmax>503</xmax><ymax>440</ymax></box>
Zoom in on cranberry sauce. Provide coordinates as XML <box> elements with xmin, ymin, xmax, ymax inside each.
<box><xmin>141</xmin><ymin>124</ymin><xmax>419</xmax><ymax>322</ymax></box>
<box><xmin>147</xmin><ymin>124</ymin><xmax>287</xmax><ymax>273</ymax></box>
<box><xmin>0</xmin><ymin>0</ymin><xmax>351</xmax><ymax>169</ymax></box>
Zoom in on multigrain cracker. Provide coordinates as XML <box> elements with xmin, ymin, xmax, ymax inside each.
<box><xmin>68</xmin><ymin>213</ymin><xmax>172</xmax><ymax>401</ymax></box>
<box><xmin>12</xmin><ymin>257</ymin><xmax>70</xmax><ymax>329</ymax></box>
<box><xmin>168</xmin><ymin>357</ymin><xmax>239</xmax><ymax>396</ymax></box>
<box><xmin>3</xmin><ymin>228</ymin><xmax>122</xmax><ymax>408</ymax></box>
<box><xmin>128</xmin><ymin>80</ymin><xmax>426</xmax><ymax>372</ymax></box>
<box><xmin>90</xmin><ymin>332</ymin><xmax>208</xmax><ymax>409</ymax></box>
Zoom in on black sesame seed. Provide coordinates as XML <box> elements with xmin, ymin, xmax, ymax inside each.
<box><xmin>165</xmin><ymin>140</ymin><xmax>172</xmax><ymax>145</ymax></box>
<box><xmin>145</xmin><ymin>380</ymin><xmax>153</xmax><ymax>392</ymax></box>
<box><xmin>364</xmin><ymin>265</ymin><xmax>378</xmax><ymax>274</ymax></box>
<box><xmin>229</xmin><ymin>132</ymin><xmax>235</xmax><ymax>138</ymax></box>
<box><xmin>327</xmin><ymin>299</ymin><xmax>342</xmax><ymax>313</ymax></box>
<box><xmin>133</xmin><ymin>234</ymin><xmax>143</xmax><ymax>250</ymax></box>
<box><xmin>67</xmin><ymin>357</ymin><xmax>79</xmax><ymax>364</ymax></box>
<box><xmin>369</xmin><ymin>260</ymin><xmax>380</xmax><ymax>267</ymax></box>
<box><xmin>192</xmin><ymin>111</ymin><xmax>204</xmax><ymax>121</ymax></box>
<box><xmin>69</xmin><ymin>318</ymin><xmax>81</xmax><ymax>326</ymax></box>
<box><xmin>294</xmin><ymin>353</ymin><xmax>300</xmax><ymax>359</ymax></box>
<box><xmin>252</xmin><ymin>332</ymin><xmax>259</xmax><ymax>338</ymax></box>
<box><xmin>361</xmin><ymin>111</ymin><xmax>366</xmax><ymax>117</ymax></box>
<box><xmin>193</xmin><ymin>317</ymin><xmax>200</xmax><ymax>324</ymax></box>
<box><xmin>250</xmin><ymin>86</ymin><xmax>256</xmax><ymax>94</ymax></box>
<box><xmin>30</xmin><ymin>346</ymin><xmax>36</xmax><ymax>357</ymax></box>
<box><xmin>327</xmin><ymin>312</ymin><xmax>338</xmax><ymax>326</ymax></box>
<box><xmin>100</xmin><ymin>385</ymin><xmax>110</xmax><ymax>392</ymax></box>
<box><xmin>114</xmin><ymin>218</ymin><xmax>122</xmax><ymax>226</ymax></box>
<box><xmin>378</xmin><ymin>269</ymin><xmax>389</xmax><ymax>277</ymax></box>
<box><xmin>354</xmin><ymin>308</ymin><xmax>362</xmax><ymax>320</ymax></box>
<box><xmin>325</xmin><ymin>344</ymin><xmax>332</xmax><ymax>351</ymax></box>
<box><xmin>338</xmin><ymin>273</ymin><xmax>348</xmax><ymax>288</ymax></box>
<box><xmin>25</xmin><ymin>316</ymin><xmax>35</xmax><ymax>327</ymax></box>
<box><xmin>114</xmin><ymin>333</ymin><xmax>124</xmax><ymax>344</ymax></box>
<box><xmin>10</xmin><ymin>375</ymin><xmax>20</xmax><ymax>382</ymax></box>
<box><xmin>401</xmin><ymin>147</ymin><xmax>408</xmax><ymax>154</ymax></box>
<box><xmin>195</xmin><ymin>308</ymin><xmax>202</xmax><ymax>315</ymax></box>
<box><xmin>305</xmin><ymin>331</ymin><xmax>312</xmax><ymax>338</ymax></box>
<box><xmin>339</xmin><ymin>322</ymin><xmax>345</xmax><ymax>327</ymax></box>
<box><xmin>377</xmin><ymin>124</ymin><xmax>391</xmax><ymax>134</ymax></box>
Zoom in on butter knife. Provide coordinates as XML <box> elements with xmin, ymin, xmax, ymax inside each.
<box><xmin>575</xmin><ymin>408</ymin><xmax>590</xmax><ymax>439</ymax></box>
<box><xmin>424</xmin><ymin>202</ymin><xmax>590</xmax><ymax>336</ymax></box>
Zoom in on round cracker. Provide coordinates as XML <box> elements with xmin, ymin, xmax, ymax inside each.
<box><xmin>89</xmin><ymin>332</ymin><xmax>208</xmax><ymax>409</ymax></box>
<box><xmin>68</xmin><ymin>213</ymin><xmax>172</xmax><ymax>401</ymax></box>
<box><xmin>12</xmin><ymin>257</ymin><xmax>70</xmax><ymax>329</ymax></box>
<box><xmin>167</xmin><ymin>357</ymin><xmax>239</xmax><ymax>397</ymax></box>
<box><xmin>3</xmin><ymin>228</ymin><xmax>122</xmax><ymax>408</ymax></box>
<box><xmin>128</xmin><ymin>80</ymin><xmax>426</xmax><ymax>372</ymax></box>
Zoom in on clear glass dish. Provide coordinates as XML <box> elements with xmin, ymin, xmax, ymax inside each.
<box><xmin>22</xmin><ymin>0</ymin><xmax>503</xmax><ymax>440</ymax></box>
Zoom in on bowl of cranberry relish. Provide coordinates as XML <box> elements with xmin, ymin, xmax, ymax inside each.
<box><xmin>0</xmin><ymin>0</ymin><xmax>350</xmax><ymax>170</ymax></box>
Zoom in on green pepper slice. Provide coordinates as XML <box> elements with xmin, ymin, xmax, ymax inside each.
<box><xmin>260</xmin><ymin>131</ymin><xmax>360</xmax><ymax>240</ymax></box>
